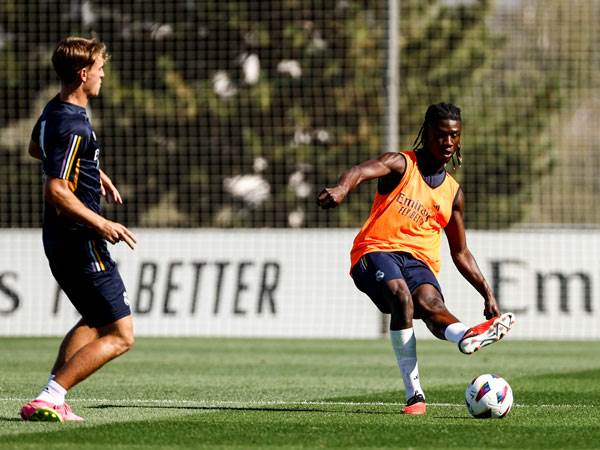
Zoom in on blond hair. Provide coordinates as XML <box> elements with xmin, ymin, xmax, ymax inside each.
<box><xmin>51</xmin><ymin>36</ymin><xmax>109</xmax><ymax>84</ymax></box>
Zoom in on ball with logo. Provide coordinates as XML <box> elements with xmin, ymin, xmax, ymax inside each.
<box><xmin>465</xmin><ymin>373</ymin><xmax>513</xmax><ymax>418</ymax></box>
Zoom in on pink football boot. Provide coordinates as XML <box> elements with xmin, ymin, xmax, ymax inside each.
<box><xmin>20</xmin><ymin>399</ymin><xmax>84</xmax><ymax>422</ymax></box>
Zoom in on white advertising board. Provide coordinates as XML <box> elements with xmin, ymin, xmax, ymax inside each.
<box><xmin>0</xmin><ymin>229</ymin><xmax>598</xmax><ymax>339</ymax></box>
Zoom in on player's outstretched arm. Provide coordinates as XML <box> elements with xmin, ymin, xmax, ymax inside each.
<box><xmin>45</xmin><ymin>177</ymin><xmax>137</xmax><ymax>249</ymax></box>
<box><xmin>445</xmin><ymin>188</ymin><xmax>499</xmax><ymax>319</ymax></box>
<box><xmin>100</xmin><ymin>169</ymin><xmax>123</xmax><ymax>204</ymax></box>
<box><xmin>317</xmin><ymin>152</ymin><xmax>406</xmax><ymax>209</ymax></box>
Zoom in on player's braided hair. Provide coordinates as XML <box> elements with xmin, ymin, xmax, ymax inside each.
<box><xmin>412</xmin><ymin>102</ymin><xmax>462</xmax><ymax>169</ymax></box>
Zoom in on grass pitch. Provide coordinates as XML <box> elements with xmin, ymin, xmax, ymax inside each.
<box><xmin>0</xmin><ymin>337</ymin><xmax>598</xmax><ymax>449</ymax></box>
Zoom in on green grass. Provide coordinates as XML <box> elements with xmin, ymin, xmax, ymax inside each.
<box><xmin>1</xmin><ymin>338</ymin><xmax>598</xmax><ymax>449</ymax></box>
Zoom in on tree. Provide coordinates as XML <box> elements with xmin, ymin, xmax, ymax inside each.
<box><xmin>0</xmin><ymin>0</ymin><xmax>568</xmax><ymax>229</ymax></box>
<box><xmin>395</xmin><ymin>0</ymin><xmax>564</xmax><ymax>229</ymax></box>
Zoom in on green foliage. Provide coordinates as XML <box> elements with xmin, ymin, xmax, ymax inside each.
<box><xmin>90</xmin><ymin>1</ymin><xmax>380</xmax><ymax>228</ymax></box>
<box><xmin>0</xmin><ymin>0</ymin><xmax>568</xmax><ymax>228</ymax></box>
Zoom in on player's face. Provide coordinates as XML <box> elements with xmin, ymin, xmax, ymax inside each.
<box><xmin>82</xmin><ymin>56</ymin><xmax>105</xmax><ymax>97</ymax></box>
<box><xmin>425</xmin><ymin>119</ymin><xmax>462</xmax><ymax>166</ymax></box>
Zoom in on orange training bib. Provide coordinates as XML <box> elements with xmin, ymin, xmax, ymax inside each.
<box><xmin>350</xmin><ymin>151</ymin><xmax>460</xmax><ymax>276</ymax></box>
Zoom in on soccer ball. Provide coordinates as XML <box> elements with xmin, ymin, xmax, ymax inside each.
<box><xmin>465</xmin><ymin>374</ymin><xmax>513</xmax><ymax>419</ymax></box>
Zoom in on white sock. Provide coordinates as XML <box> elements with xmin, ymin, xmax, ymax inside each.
<box><xmin>444</xmin><ymin>322</ymin><xmax>469</xmax><ymax>343</ymax></box>
<box><xmin>390</xmin><ymin>328</ymin><xmax>424</xmax><ymax>400</ymax></box>
<box><xmin>35</xmin><ymin>379</ymin><xmax>67</xmax><ymax>405</ymax></box>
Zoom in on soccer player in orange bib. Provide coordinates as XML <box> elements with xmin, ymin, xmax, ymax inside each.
<box><xmin>317</xmin><ymin>103</ymin><xmax>514</xmax><ymax>415</ymax></box>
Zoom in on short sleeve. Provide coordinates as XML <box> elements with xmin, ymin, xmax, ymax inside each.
<box><xmin>42</xmin><ymin>121</ymin><xmax>89</xmax><ymax>180</ymax></box>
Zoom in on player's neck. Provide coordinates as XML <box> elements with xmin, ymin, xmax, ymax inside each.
<box><xmin>416</xmin><ymin>150</ymin><xmax>444</xmax><ymax>176</ymax></box>
<box><xmin>59</xmin><ymin>85</ymin><xmax>89</xmax><ymax>108</ymax></box>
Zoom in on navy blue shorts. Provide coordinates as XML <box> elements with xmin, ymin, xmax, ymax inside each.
<box><xmin>351</xmin><ymin>251</ymin><xmax>443</xmax><ymax>314</ymax></box>
<box><xmin>46</xmin><ymin>239</ymin><xmax>131</xmax><ymax>328</ymax></box>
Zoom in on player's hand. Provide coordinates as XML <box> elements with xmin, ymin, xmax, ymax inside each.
<box><xmin>483</xmin><ymin>295</ymin><xmax>501</xmax><ymax>320</ymax></box>
<box><xmin>100</xmin><ymin>170</ymin><xmax>123</xmax><ymax>204</ymax></box>
<box><xmin>99</xmin><ymin>219</ymin><xmax>137</xmax><ymax>249</ymax></box>
<box><xmin>317</xmin><ymin>186</ymin><xmax>347</xmax><ymax>209</ymax></box>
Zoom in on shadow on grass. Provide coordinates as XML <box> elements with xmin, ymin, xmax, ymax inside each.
<box><xmin>87</xmin><ymin>403</ymin><xmax>397</xmax><ymax>415</ymax></box>
<box><xmin>325</xmin><ymin>388</ymin><xmax>459</xmax><ymax>405</ymax></box>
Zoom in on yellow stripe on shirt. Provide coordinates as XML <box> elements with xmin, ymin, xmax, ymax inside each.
<box><xmin>64</xmin><ymin>135</ymin><xmax>81</xmax><ymax>179</ymax></box>
<box><xmin>68</xmin><ymin>159</ymin><xmax>81</xmax><ymax>192</ymax></box>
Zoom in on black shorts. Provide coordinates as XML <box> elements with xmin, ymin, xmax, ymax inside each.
<box><xmin>46</xmin><ymin>239</ymin><xmax>131</xmax><ymax>328</ymax></box>
<box><xmin>351</xmin><ymin>251</ymin><xmax>443</xmax><ymax>315</ymax></box>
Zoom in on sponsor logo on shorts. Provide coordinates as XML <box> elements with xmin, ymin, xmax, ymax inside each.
<box><xmin>375</xmin><ymin>270</ymin><xmax>385</xmax><ymax>281</ymax></box>
<box><xmin>123</xmin><ymin>291</ymin><xmax>130</xmax><ymax>306</ymax></box>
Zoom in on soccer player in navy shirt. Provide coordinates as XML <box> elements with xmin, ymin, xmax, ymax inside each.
<box><xmin>20</xmin><ymin>36</ymin><xmax>137</xmax><ymax>422</ymax></box>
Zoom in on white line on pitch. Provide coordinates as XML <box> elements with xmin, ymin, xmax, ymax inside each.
<box><xmin>0</xmin><ymin>398</ymin><xmax>594</xmax><ymax>408</ymax></box>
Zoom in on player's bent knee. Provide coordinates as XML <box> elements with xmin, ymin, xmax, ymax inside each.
<box><xmin>395</xmin><ymin>293</ymin><xmax>413</xmax><ymax>311</ymax></box>
<box><xmin>120</xmin><ymin>332</ymin><xmax>135</xmax><ymax>352</ymax></box>
<box><xmin>385</xmin><ymin>282</ymin><xmax>412</xmax><ymax>305</ymax></box>
<box><xmin>387</xmin><ymin>291</ymin><xmax>413</xmax><ymax>316</ymax></box>
<box><xmin>111</xmin><ymin>333</ymin><xmax>134</xmax><ymax>356</ymax></box>
<box><xmin>102</xmin><ymin>322</ymin><xmax>134</xmax><ymax>355</ymax></box>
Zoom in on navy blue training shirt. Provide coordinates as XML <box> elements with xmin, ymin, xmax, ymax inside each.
<box><xmin>32</xmin><ymin>95</ymin><xmax>103</xmax><ymax>241</ymax></box>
